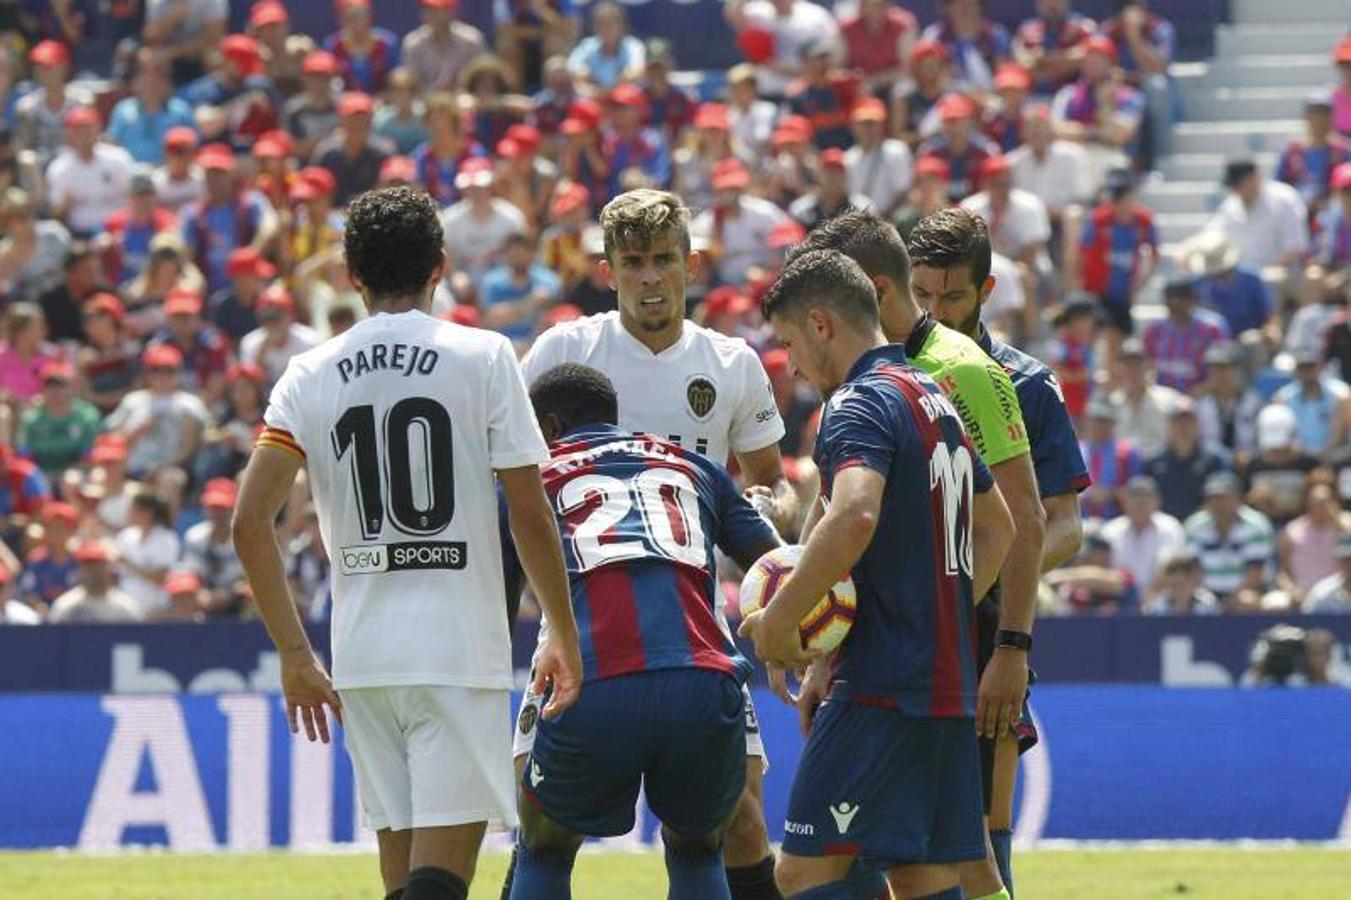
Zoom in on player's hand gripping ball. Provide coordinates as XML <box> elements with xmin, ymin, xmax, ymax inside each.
<box><xmin>738</xmin><ymin>545</ymin><xmax>857</xmax><ymax>654</ymax></box>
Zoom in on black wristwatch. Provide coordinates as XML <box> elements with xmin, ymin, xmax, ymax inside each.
<box><xmin>995</xmin><ymin>629</ymin><xmax>1033</xmax><ymax>653</ymax></box>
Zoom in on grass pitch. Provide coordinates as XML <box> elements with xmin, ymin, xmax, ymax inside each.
<box><xmin>1</xmin><ymin>846</ymin><xmax>1348</xmax><ymax>898</ymax></box>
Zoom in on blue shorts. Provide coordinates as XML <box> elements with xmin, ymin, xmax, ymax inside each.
<box><xmin>782</xmin><ymin>700</ymin><xmax>985</xmax><ymax>868</ymax></box>
<box><xmin>523</xmin><ymin>668</ymin><xmax>746</xmax><ymax>838</ymax></box>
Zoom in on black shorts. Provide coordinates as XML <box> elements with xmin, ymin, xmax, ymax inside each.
<box><xmin>975</xmin><ymin>588</ymin><xmax>1039</xmax><ymax>814</ymax></box>
<box><xmin>1097</xmin><ymin>297</ymin><xmax>1134</xmax><ymax>335</ymax></box>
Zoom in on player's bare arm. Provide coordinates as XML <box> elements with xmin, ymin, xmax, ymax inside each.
<box><xmin>233</xmin><ymin>444</ymin><xmax>343</xmax><ymax>745</ymax></box>
<box><xmin>971</xmin><ymin>483</ymin><xmax>1016</xmax><ymax>607</ymax></box>
<box><xmin>739</xmin><ymin>466</ymin><xmax>882</xmax><ymax>670</ymax></box>
<box><xmin>498</xmin><ymin>464</ymin><xmax>582</xmax><ymax>720</ymax></box>
<box><xmin>1041</xmin><ymin>491</ymin><xmax>1085</xmax><ymax>572</ymax></box>
<box><xmin>737</xmin><ymin>443</ymin><xmax>799</xmax><ymax>536</ymax></box>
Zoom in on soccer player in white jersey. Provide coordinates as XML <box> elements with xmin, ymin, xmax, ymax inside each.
<box><xmin>233</xmin><ymin>187</ymin><xmax>582</xmax><ymax>900</ymax></box>
<box><xmin>509</xmin><ymin>188</ymin><xmax>795</xmax><ymax>900</ymax></box>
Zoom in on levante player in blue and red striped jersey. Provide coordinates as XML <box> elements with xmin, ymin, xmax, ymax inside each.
<box><xmin>741</xmin><ymin>249</ymin><xmax>1016</xmax><ymax>900</ymax></box>
<box><xmin>503</xmin><ymin>363</ymin><xmax>781</xmax><ymax>900</ymax></box>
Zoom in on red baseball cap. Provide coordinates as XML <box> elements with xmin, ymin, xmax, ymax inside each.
<box><xmin>163</xmin><ymin>288</ymin><xmax>203</xmax><ymax>316</ymax></box>
<box><xmin>550</xmin><ymin>182</ymin><xmax>590</xmax><ymax>219</ymax></box>
<box><xmin>495</xmin><ymin>137</ymin><xmax>522</xmax><ymax>160</ymax></box>
<box><xmin>249</xmin><ymin>1</ymin><xmax>290</xmax><ymax>28</ymax></box>
<box><xmin>505</xmin><ymin>123</ymin><xmax>542</xmax><ymax>155</ymax></box>
<box><xmin>338</xmin><ymin>91</ymin><xmax>375</xmax><ymax>118</ymax></box>
<box><xmin>445</xmin><ymin>305</ymin><xmax>480</xmax><ymax>327</ymax></box>
<box><xmin>257</xmin><ymin>285</ymin><xmax>295</xmax><ymax>314</ymax></box>
<box><xmin>567</xmin><ymin>99</ymin><xmax>604</xmax><ymax>130</ymax></box>
<box><xmin>1333</xmin><ymin>162</ymin><xmax>1351</xmax><ymax>191</ymax></box>
<box><xmin>545</xmin><ymin>303</ymin><xmax>582</xmax><ymax>325</ymax></box>
<box><xmin>39</xmin><ymin>359</ymin><xmax>75</xmax><ymax>383</ymax></box>
<box><xmin>220</xmin><ymin>34</ymin><xmax>263</xmax><ymax>76</ymax></box>
<box><xmin>911</xmin><ymin>39</ymin><xmax>949</xmax><ymax>65</ymax></box>
<box><xmin>227</xmin><ymin>247</ymin><xmax>277</xmax><ymax>279</ymax></box>
<box><xmin>196</xmin><ymin>143</ymin><xmax>237</xmax><ymax>172</ymax></box>
<box><xmin>937</xmin><ymin>93</ymin><xmax>977</xmax><ymax>122</ymax></box>
<box><xmin>64</xmin><ymin>106</ymin><xmax>100</xmax><ymax>129</ymax></box>
<box><xmin>296</xmin><ymin>166</ymin><xmax>337</xmax><ymax>198</ymax></box>
<box><xmin>993</xmin><ymin>63</ymin><xmax>1032</xmax><ymax>92</ymax></box>
<box><xmin>455</xmin><ymin>156</ymin><xmax>494</xmax><ymax>190</ymax></box>
<box><xmin>694</xmin><ymin>102</ymin><xmax>731</xmax><ymax>131</ymax></box>
<box><xmin>73</xmin><ymin>538</ymin><xmax>114</xmax><ymax>564</ymax></box>
<box><xmin>703</xmin><ymin>286</ymin><xmax>753</xmax><ymax>320</ymax></box>
<box><xmin>251</xmin><ymin>130</ymin><xmax>293</xmax><ymax>159</ymax></box>
<box><xmin>761</xmin><ymin>347</ymin><xmax>790</xmax><ymax>377</ymax></box>
<box><xmin>606</xmin><ymin>83</ymin><xmax>649</xmax><ymax>113</ymax></box>
<box><xmin>83</xmin><ymin>292</ymin><xmax>126</xmax><ymax>323</ymax></box>
<box><xmin>338</xmin><ymin>0</ymin><xmax>371</xmax><ymax>9</ymax></box>
<box><xmin>302</xmin><ymin>49</ymin><xmax>340</xmax><ymax>76</ymax></box>
<box><xmin>1082</xmin><ymin>35</ymin><xmax>1118</xmax><ymax>62</ymax></box>
<box><xmin>736</xmin><ymin>27</ymin><xmax>775</xmax><ymax>64</ymax></box>
<box><xmin>1336</xmin><ymin>36</ymin><xmax>1351</xmax><ymax>65</ymax></box>
<box><xmin>142</xmin><ymin>343</ymin><xmax>184</xmax><ymax>369</ymax></box>
<box><xmin>711</xmin><ymin>158</ymin><xmax>751</xmax><ymax>191</ymax></box>
<box><xmin>201</xmin><ymin>477</ymin><xmax>238</xmax><ymax>509</ymax></box>
<box><xmin>42</xmin><ymin>501</ymin><xmax>80</xmax><ymax>527</ymax></box>
<box><xmin>29</xmin><ymin>40</ymin><xmax>70</xmax><ymax>68</ymax></box>
<box><xmin>90</xmin><ymin>433</ymin><xmax>129</xmax><ymax>464</ymax></box>
<box><xmin>915</xmin><ymin>155</ymin><xmax>951</xmax><ymax>181</ymax></box>
<box><xmin>164</xmin><ymin>571</ymin><xmax>203</xmax><ymax>595</ymax></box>
<box><xmin>980</xmin><ymin>154</ymin><xmax>1012</xmax><ymax>180</ymax></box>
<box><xmin>559</xmin><ymin>117</ymin><xmax>589</xmax><ymax>137</ymax></box>
<box><xmin>851</xmin><ymin>97</ymin><xmax>887</xmax><ymax>123</ymax></box>
<box><xmin>422</xmin><ymin>0</ymin><xmax>459</xmax><ymax>7</ymax></box>
<box><xmin>379</xmin><ymin>154</ymin><xmax>417</xmax><ymax>184</ymax></box>
<box><xmin>164</xmin><ymin>126</ymin><xmax>199</xmax><ymax>152</ymax></box>
<box><xmin>819</xmin><ymin>147</ymin><xmax>847</xmax><ymax>170</ymax></box>
<box><xmin>768</xmin><ymin>219</ymin><xmax>806</xmax><ymax>249</ymax></box>
<box><xmin>226</xmin><ymin>361</ymin><xmax>265</xmax><ymax>384</ymax></box>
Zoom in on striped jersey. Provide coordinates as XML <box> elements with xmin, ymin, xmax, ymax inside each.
<box><xmin>1184</xmin><ymin>505</ymin><xmax>1274</xmax><ymax>597</ymax></box>
<box><xmin>504</xmin><ymin>424</ymin><xmax>778</xmax><ymax>685</ymax></box>
<box><xmin>815</xmin><ymin>345</ymin><xmax>994</xmax><ymax>717</ymax></box>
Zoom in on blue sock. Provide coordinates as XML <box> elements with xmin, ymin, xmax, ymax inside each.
<box><xmin>914</xmin><ymin>888</ymin><xmax>963</xmax><ymax>900</ymax></box>
<box><xmin>786</xmin><ymin>881</ymin><xmax>855</xmax><ymax>899</ymax></box>
<box><xmin>989</xmin><ymin>827</ymin><xmax>1014</xmax><ymax>898</ymax></box>
<box><xmin>508</xmin><ymin>843</ymin><xmax>574</xmax><ymax>900</ymax></box>
<box><xmin>665</xmin><ymin>842</ymin><xmax>731</xmax><ymax>900</ymax></box>
<box><xmin>844</xmin><ymin>859</ymin><xmax>888</xmax><ymax>899</ymax></box>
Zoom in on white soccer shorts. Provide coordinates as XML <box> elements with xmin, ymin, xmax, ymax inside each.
<box><xmin>512</xmin><ymin>680</ymin><xmax>767</xmax><ymax>765</ymax></box>
<box><xmin>341</xmin><ymin>685</ymin><xmax>517</xmax><ymax>832</ymax></box>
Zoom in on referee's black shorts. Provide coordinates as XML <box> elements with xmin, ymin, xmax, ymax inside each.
<box><xmin>974</xmin><ymin>587</ymin><xmax>1038</xmax><ymax>814</ymax></box>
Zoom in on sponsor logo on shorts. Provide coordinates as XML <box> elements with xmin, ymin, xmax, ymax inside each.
<box><xmin>518</xmin><ymin>702</ymin><xmax>539</xmax><ymax>736</ymax></box>
<box><xmin>529</xmin><ymin>761</ymin><xmax>544</xmax><ymax>788</ymax></box>
<box><xmin>783</xmin><ymin>820</ymin><xmax>815</xmax><ymax>836</ymax></box>
<box><xmin>338</xmin><ymin>541</ymin><xmax>468</xmax><ymax>575</ymax></box>
<box><xmin>744</xmin><ymin>699</ymin><xmax>760</xmax><ymax>733</ymax></box>
<box><xmin>829</xmin><ymin>802</ymin><xmax>860</xmax><ymax>834</ymax></box>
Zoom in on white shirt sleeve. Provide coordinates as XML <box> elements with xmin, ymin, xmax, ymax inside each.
<box><xmin>728</xmin><ymin>346</ymin><xmax>786</xmax><ymax>456</ymax></box>
<box><xmin>487</xmin><ymin>335</ymin><xmax>550</xmax><ymax>470</ymax></box>
<box><xmin>520</xmin><ymin>324</ymin><xmax>565</xmax><ymax>385</ymax></box>
<box><xmin>262</xmin><ymin>357</ymin><xmax>306</xmax><ymax>448</ymax></box>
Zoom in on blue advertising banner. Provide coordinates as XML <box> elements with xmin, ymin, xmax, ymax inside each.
<box><xmin>2</xmin><ymin>616</ymin><xmax>1348</xmax><ymax>694</ymax></box>
<box><xmin>0</xmin><ymin>686</ymin><xmax>1347</xmax><ymax>849</ymax></box>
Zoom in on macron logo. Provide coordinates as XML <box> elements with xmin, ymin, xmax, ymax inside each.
<box><xmin>529</xmin><ymin>761</ymin><xmax>544</xmax><ymax>788</ymax></box>
<box><xmin>829</xmin><ymin>802</ymin><xmax>859</xmax><ymax>834</ymax></box>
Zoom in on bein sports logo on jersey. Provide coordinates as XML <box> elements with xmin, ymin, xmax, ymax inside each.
<box><xmin>338</xmin><ymin>542</ymin><xmax>467</xmax><ymax>575</ymax></box>
<box><xmin>686</xmin><ymin>375</ymin><xmax>717</xmax><ymax>421</ymax></box>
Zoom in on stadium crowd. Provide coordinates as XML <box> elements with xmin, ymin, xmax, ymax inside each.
<box><xmin>0</xmin><ymin>0</ymin><xmax>1347</xmax><ymax>626</ymax></box>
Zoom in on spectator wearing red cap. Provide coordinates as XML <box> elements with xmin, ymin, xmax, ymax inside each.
<box><xmin>284</xmin><ymin>50</ymin><xmax>343</xmax><ymax>161</ymax></box>
<box><xmin>0</xmin><ymin>441</ymin><xmax>51</xmax><ymax>535</ymax></box>
<box><xmin>48</xmin><ymin>537</ymin><xmax>140</xmax><ymax>623</ymax></box>
<box><xmin>147</xmin><ymin>288</ymin><xmax>231</xmax><ymax>404</ymax></box>
<box><xmin>196</xmin><ymin>361</ymin><xmax>266</xmax><ymax>482</ymax></box>
<box><xmin>1051</xmin><ymin>35</ymin><xmax>1145</xmax><ymax>183</ymax></box>
<box><xmin>287</xmin><ymin>167</ymin><xmax>346</xmax><ymax>274</ymax></box>
<box><xmin>142</xmin><ymin>0</ymin><xmax>229</xmax><ymax>85</ymax></box>
<box><xmin>892</xmin><ymin>155</ymin><xmax>953</xmax><ymax>239</ymax></box>
<box><xmin>312</xmin><ymin>91</ymin><xmax>393</xmax><ymax>205</ymax></box>
<box><xmin>17</xmin><ymin>501</ymin><xmax>81</xmax><ymax>614</ymax></box>
<box><xmin>557</xmin><ymin>98</ymin><xmax>611</xmax><ymax>202</ymax></box>
<box><xmin>479</xmin><ymin>230</ymin><xmax>563</xmax><ymax>344</ymax></box>
<box><xmin>1315</xmin><ymin>163</ymin><xmax>1351</xmax><ymax>270</ymax></box>
<box><xmin>107</xmin><ymin>49</ymin><xmax>196</xmax><ymax>165</ymax></box>
<box><xmin>208</xmin><ymin>247</ymin><xmax>274</xmax><ymax>342</ymax></box>
<box><xmin>102</xmin><ymin>168</ymin><xmax>180</xmax><ymax>287</ymax></box>
<box><xmin>239</xmin><ymin>286</ymin><xmax>320</xmax><ymax>385</ymax></box>
<box><xmin>13</xmin><ymin>40</ymin><xmax>93</xmax><ymax>166</ymax></box>
<box><xmin>839</xmin><ymin>0</ymin><xmax>919</xmax><ymax>95</ymax></box>
<box><xmin>961</xmin><ymin>154</ymin><xmax>1051</xmax><ymax>275</ymax></box>
<box><xmin>1007</xmin><ymin>103</ymin><xmax>1093</xmax><ymax>227</ymax></box>
<box><xmin>324</xmin><ymin>0</ymin><xmax>404</xmax><ymax>94</ymax></box>
<box><xmin>249</xmin><ymin>2</ymin><xmax>304</xmax><ymax>98</ymax></box>
<box><xmin>409</xmin><ymin>91</ymin><xmax>486</xmax><ymax>207</ymax></box>
<box><xmin>371</xmin><ymin>68</ymin><xmax>430</xmax><ymax>157</ymax></box>
<box><xmin>495</xmin><ymin>125</ymin><xmax>560</xmax><ymax>229</ymax></box>
<box><xmin>46</xmin><ymin>106</ymin><xmax>134</xmax><ymax>238</ymax></box>
<box><xmin>540</xmin><ymin>182</ymin><xmax>596</xmax><ymax>294</ymax></box>
<box><xmin>402</xmin><ymin>0</ymin><xmax>487</xmax><ymax>93</ymax></box>
<box><xmin>692</xmin><ymin>158</ymin><xmax>792</xmax><ymax>286</ymax></box>
<box><xmin>724</xmin><ymin>64</ymin><xmax>778</xmax><ymax>159</ymax></box>
<box><xmin>845</xmin><ymin>96</ymin><xmax>913</xmax><ymax>219</ymax></box>
<box><xmin>85</xmin><ymin>433</ymin><xmax>138</xmax><ymax>530</ymax></box>
<box><xmin>788</xmin><ymin>148</ymin><xmax>870</xmax><ymax>230</ymax></box>
<box><xmin>153</xmin><ymin>126</ymin><xmax>205</xmax><ymax>213</ymax></box>
<box><xmin>77</xmin><ymin>292</ymin><xmax>140</xmax><ymax>413</ymax></box>
<box><xmin>916</xmin><ymin>92</ymin><xmax>1000</xmax><ymax>201</ymax></box>
<box><xmin>920</xmin><ymin>0</ymin><xmax>1011</xmax><ymax>91</ymax></box>
<box><xmin>105</xmin><ymin>343</ymin><xmax>210</xmax><ymax>480</ymax></box>
<box><xmin>725</xmin><ymin>0</ymin><xmax>841</xmax><ymax>98</ymax></box>
<box><xmin>763</xmin><ymin>114</ymin><xmax>817</xmax><ymax>210</ymax></box>
<box><xmin>1334</xmin><ymin>37</ymin><xmax>1351</xmax><ymax>137</ymax></box>
<box><xmin>761</xmin><ymin>346</ymin><xmax>819</xmax><ymax>457</ymax></box>
<box><xmin>640</xmin><ymin>39</ymin><xmax>697</xmax><ymax>143</ymax></box>
<box><xmin>0</xmin><ymin>302</ymin><xmax>60</xmax><ymax>404</ymax></box>
<box><xmin>177</xmin><ymin>34</ymin><xmax>281</xmax><ymax>146</ymax></box>
<box><xmin>17</xmin><ymin>358</ymin><xmax>100</xmax><ymax>476</ymax></box>
<box><xmin>1013</xmin><ymin>0</ymin><xmax>1097</xmax><ymax>93</ymax></box>
<box><xmin>601</xmin><ymin>81</ymin><xmax>671</xmax><ymax>200</ymax></box>
<box><xmin>983</xmin><ymin>62</ymin><xmax>1034</xmax><ymax>153</ymax></box>
<box><xmin>785</xmin><ymin>37</ymin><xmax>860</xmax><ymax>151</ymax></box>
<box><xmin>183</xmin><ymin>476</ymin><xmax>245</xmax><ymax>612</ymax></box>
<box><xmin>441</xmin><ymin>156</ymin><xmax>529</xmax><ymax>297</ymax></box>
<box><xmin>673</xmin><ymin>102</ymin><xmax>739</xmax><ymax>214</ymax></box>
<box><xmin>567</xmin><ymin>2</ymin><xmax>646</xmax><ymax>90</ymax></box>
<box><xmin>114</xmin><ymin>490</ymin><xmax>182</xmax><ymax>617</ymax></box>
<box><xmin>153</xmin><ymin>569</ymin><xmax>208</xmax><ymax>622</ymax></box>
<box><xmin>892</xmin><ymin>39</ymin><xmax>953</xmax><ymax>146</ymax></box>
<box><xmin>179</xmin><ymin>143</ymin><xmax>279</xmax><ymax>293</ymax></box>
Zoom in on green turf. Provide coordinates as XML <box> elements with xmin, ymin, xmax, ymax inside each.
<box><xmin>1</xmin><ymin>847</ymin><xmax>1348</xmax><ymax>898</ymax></box>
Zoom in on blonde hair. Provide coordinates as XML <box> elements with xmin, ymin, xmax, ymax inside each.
<box><xmin>600</xmin><ymin>189</ymin><xmax>690</xmax><ymax>260</ymax></box>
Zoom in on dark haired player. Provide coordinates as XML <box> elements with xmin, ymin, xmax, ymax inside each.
<box><xmin>910</xmin><ymin>207</ymin><xmax>1090</xmax><ymax>898</ymax></box>
<box><xmin>742</xmin><ymin>249</ymin><xmax>1016</xmax><ymax>900</ymax></box>
<box><xmin>505</xmin><ymin>363</ymin><xmax>782</xmax><ymax>899</ymax></box>
<box><xmin>234</xmin><ymin>186</ymin><xmax>582</xmax><ymax>900</ymax></box>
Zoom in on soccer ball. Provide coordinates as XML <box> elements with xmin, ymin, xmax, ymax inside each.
<box><xmin>738</xmin><ymin>545</ymin><xmax>857</xmax><ymax>654</ymax></box>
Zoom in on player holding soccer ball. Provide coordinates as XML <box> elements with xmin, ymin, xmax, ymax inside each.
<box><xmin>234</xmin><ymin>187</ymin><xmax>581</xmax><ymax>900</ymax></box>
<box><xmin>741</xmin><ymin>249</ymin><xmax>1016</xmax><ymax>900</ymax></box>
<box><xmin>503</xmin><ymin>363</ymin><xmax>783</xmax><ymax>899</ymax></box>
<box><xmin>508</xmin><ymin>188</ymin><xmax>795</xmax><ymax>900</ymax></box>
